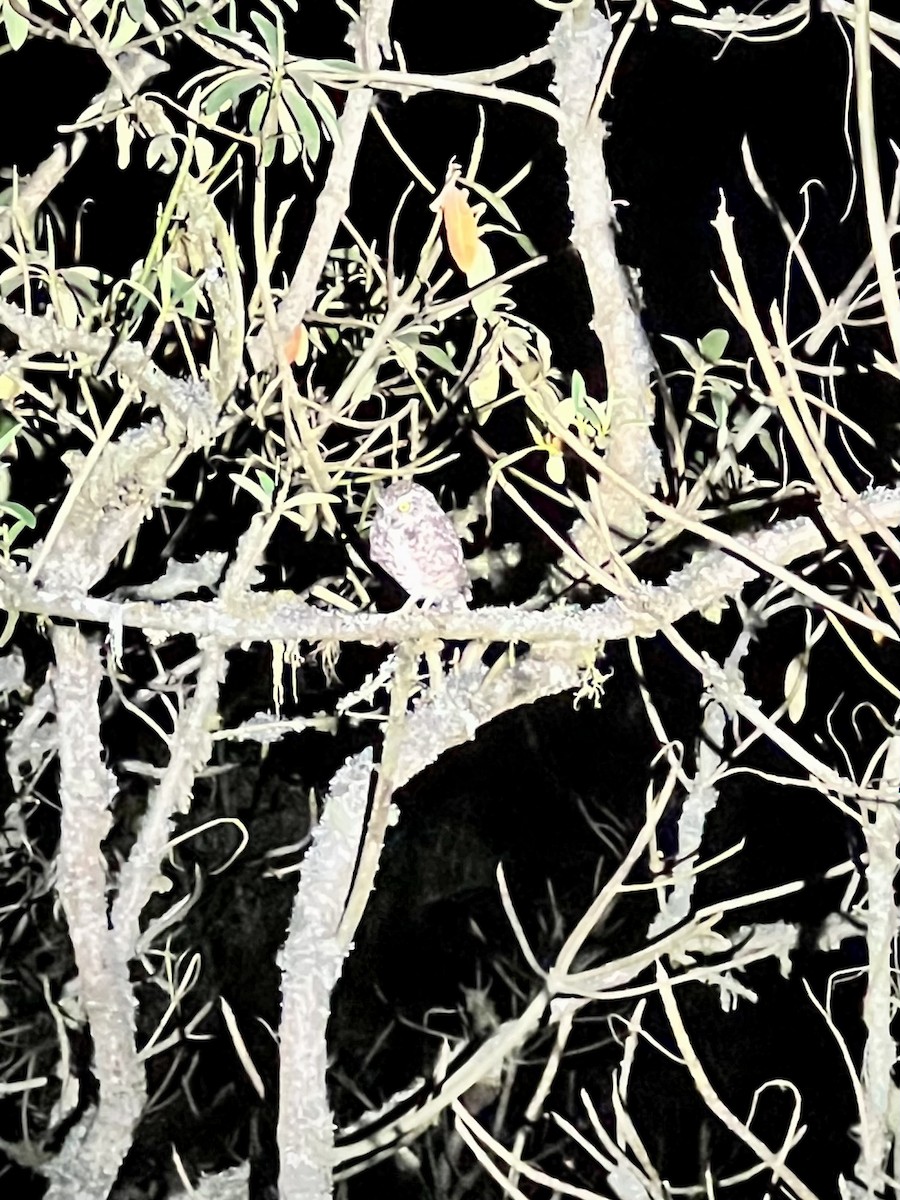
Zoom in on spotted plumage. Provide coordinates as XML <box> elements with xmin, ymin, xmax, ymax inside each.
<box><xmin>369</xmin><ymin>480</ymin><xmax>471</xmax><ymax>608</ymax></box>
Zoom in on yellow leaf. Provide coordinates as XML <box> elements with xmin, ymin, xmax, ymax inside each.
<box><xmin>700</xmin><ymin>600</ymin><xmax>727</xmax><ymax>624</ymax></box>
<box><xmin>442</xmin><ymin>183</ymin><xmax>482</xmax><ymax>275</ymax></box>
<box><xmin>0</xmin><ymin>375</ymin><xmax>20</xmax><ymax>403</ymax></box>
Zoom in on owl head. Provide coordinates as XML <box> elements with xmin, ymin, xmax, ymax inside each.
<box><xmin>375</xmin><ymin>479</ymin><xmax>427</xmax><ymax>519</ymax></box>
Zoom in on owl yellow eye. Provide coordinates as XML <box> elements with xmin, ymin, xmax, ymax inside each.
<box><xmin>397</xmin><ymin>500</ymin><xmax>411</xmax><ymax>513</ymax></box>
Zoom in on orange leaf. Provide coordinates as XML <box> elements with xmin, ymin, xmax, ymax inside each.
<box><xmin>284</xmin><ymin>324</ymin><xmax>307</xmax><ymax>366</ymax></box>
<box><xmin>441</xmin><ymin>184</ymin><xmax>481</xmax><ymax>275</ymax></box>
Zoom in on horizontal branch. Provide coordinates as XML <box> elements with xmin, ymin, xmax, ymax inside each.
<box><xmin>5</xmin><ymin>484</ymin><xmax>900</xmax><ymax>647</ymax></box>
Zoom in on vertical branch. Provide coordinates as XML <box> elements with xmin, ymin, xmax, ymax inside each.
<box><xmin>337</xmin><ymin>642</ymin><xmax>418</xmax><ymax>950</ymax></box>
<box><xmin>853</xmin><ymin>0</ymin><xmax>900</xmax><ymax>363</ymax></box>
<box><xmin>247</xmin><ymin>0</ymin><xmax>397</xmax><ymax>371</ymax></box>
<box><xmin>854</xmin><ymin>722</ymin><xmax>900</xmax><ymax>1191</ymax></box>
<box><xmin>275</xmin><ymin>643</ymin><xmax>422</xmax><ymax>1199</ymax></box>
<box><xmin>547</xmin><ymin>4</ymin><xmax>663</xmax><ymax>547</ymax></box>
<box><xmin>648</xmin><ymin>698</ymin><xmax>726</xmax><ymax>936</ymax></box>
<box><xmin>45</xmin><ymin>628</ymin><xmax>145</xmax><ymax>1200</ymax></box>
<box><xmin>277</xmin><ymin>748</ymin><xmax>374</xmax><ymax>1200</ymax></box>
<box><xmin>111</xmin><ymin>513</ymin><xmax>278</xmax><ymax>955</ymax></box>
<box><xmin>109</xmin><ymin>640</ymin><xmax>227</xmax><ymax>955</ymax></box>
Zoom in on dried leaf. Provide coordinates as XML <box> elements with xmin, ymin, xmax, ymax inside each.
<box><xmin>441</xmin><ymin>183</ymin><xmax>482</xmax><ymax>275</ymax></box>
<box><xmin>284</xmin><ymin>324</ymin><xmax>308</xmax><ymax>366</ymax></box>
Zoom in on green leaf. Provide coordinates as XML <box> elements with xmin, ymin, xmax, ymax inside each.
<box><xmin>255</xmin><ymin>469</ymin><xmax>275</xmax><ymax>497</ymax></box>
<box><xmin>116</xmin><ymin>111</ymin><xmax>134</xmax><ymax>170</ymax></box>
<box><xmin>570</xmin><ymin>368</ymin><xmax>586</xmax><ymax>406</ymax></box>
<box><xmin>662</xmin><ymin>333</ymin><xmax>706</xmax><ymax>374</ymax></box>
<box><xmin>109</xmin><ymin>7</ymin><xmax>140</xmax><ymax>48</ymax></box>
<box><xmin>248</xmin><ymin>89</ymin><xmax>270</xmax><ymax>136</ymax></box>
<box><xmin>231</xmin><ymin>472</ymin><xmax>273</xmax><ymax>509</ymax></box>
<box><xmin>465</xmin><ymin>180</ymin><xmax>521</xmax><ymax>231</ymax></box>
<box><xmin>699</xmin><ymin>328</ymin><xmax>729</xmax><ymax>364</ymax></box>
<box><xmin>0</xmin><ymin>500</ymin><xmax>35</xmax><ymax>527</ymax></box>
<box><xmin>124</xmin><ymin>0</ymin><xmax>145</xmax><ymax>20</ymax></box>
<box><xmin>287</xmin><ymin>69</ymin><xmax>339</xmax><ymax>143</ymax></box>
<box><xmin>281</xmin><ymin>84</ymin><xmax>320</xmax><ymax>161</ymax></box>
<box><xmin>198</xmin><ymin>12</ymin><xmax>253</xmax><ymax>45</ymax></box>
<box><xmin>170</xmin><ymin>267</ymin><xmax>200</xmax><ymax>317</ymax></box>
<box><xmin>250</xmin><ymin>10</ymin><xmax>282</xmax><ymax>62</ymax></box>
<box><xmin>202</xmin><ymin>73</ymin><xmax>262</xmax><ymax>116</ymax></box>
<box><xmin>3</xmin><ymin>0</ymin><xmax>29</xmax><ymax>50</ymax></box>
<box><xmin>0</xmin><ymin>605</ymin><xmax>18</xmax><ymax>647</ymax></box>
<box><xmin>0</xmin><ymin>417</ymin><xmax>20</xmax><ymax>455</ymax></box>
<box><xmin>60</xmin><ymin>269</ymin><xmax>102</xmax><ymax>305</ymax></box>
<box><xmin>507</xmin><ymin>229</ymin><xmax>539</xmax><ymax>258</ymax></box>
<box><xmin>276</xmin><ymin>103</ymin><xmax>302</xmax><ymax>165</ymax></box>
<box><xmin>418</xmin><ymin>344</ymin><xmax>457</xmax><ymax>373</ymax></box>
<box><xmin>285</xmin><ymin>65</ymin><xmax>314</xmax><ymax>92</ymax></box>
<box><xmin>711</xmin><ymin>390</ymin><xmax>729</xmax><ymax>429</ymax></box>
<box><xmin>709</xmin><ymin>378</ymin><xmax>737</xmax><ymax>405</ymax></box>
<box><xmin>193</xmin><ymin>137</ymin><xmax>215</xmax><ymax>176</ymax></box>
<box><xmin>261</xmin><ymin>134</ymin><xmax>278</xmax><ymax>169</ymax></box>
<box><xmin>306</xmin><ymin>79</ymin><xmax>339</xmax><ymax>143</ymax></box>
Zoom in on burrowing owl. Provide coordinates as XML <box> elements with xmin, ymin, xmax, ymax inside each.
<box><xmin>369</xmin><ymin>480</ymin><xmax>471</xmax><ymax>608</ymax></box>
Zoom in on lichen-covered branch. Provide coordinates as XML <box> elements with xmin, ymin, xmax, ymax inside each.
<box><xmin>45</xmin><ymin>628</ymin><xmax>145</xmax><ymax>1200</ymax></box>
<box><xmin>548</xmin><ymin>5</ymin><xmax>663</xmax><ymax>546</ymax></box>
<box><xmin>4</xmin><ymin>484</ymin><xmax>899</xmax><ymax>650</ymax></box>
<box><xmin>853</xmin><ymin>724</ymin><xmax>900</xmax><ymax>1192</ymax></box>
<box><xmin>277</xmin><ymin>749</ymin><xmax>374</xmax><ymax>1200</ymax></box>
